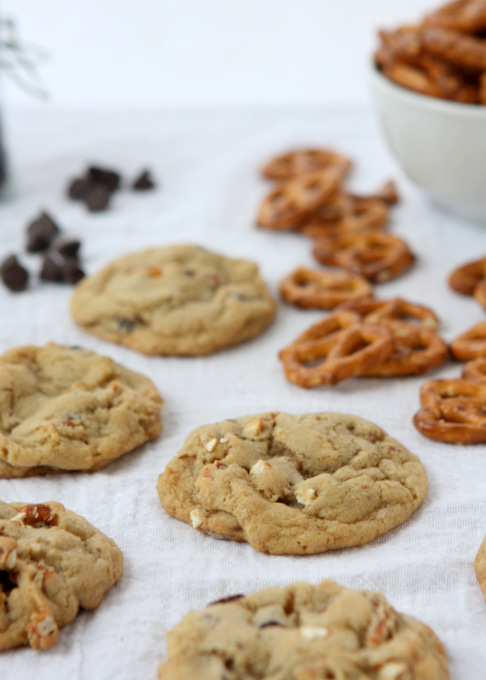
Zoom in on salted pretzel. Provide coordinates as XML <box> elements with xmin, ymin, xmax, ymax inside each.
<box><xmin>298</xmin><ymin>195</ymin><xmax>389</xmax><ymax>239</ymax></box>
<box><xmin>448</xmin><ymin>256</ymin><xmax>486</xmax><ymax>295</ymax></box>
<box><xmin>257</xmin><ymin>167</ymin><xmax>344</xmax><ymax>230</ymax></box>
<box><xmin>424</xmin><ymin>0</ymin><xmax>486</xmax><ymax>34</ymax></box>
<box><xmin>336</xmin><ymin>297</ymin><xmax>440</xmax><ymax>329</ymax></box>
<box><xmin>279</xmin><ymin>267</ymin><xmax>373</xmax><ymax>310</ymax></box>
<box><xmin>450</xmin><ymin>321</ymin><xmax>486</xmax><ymax>360</ymax></box>
<box><xmin>414</xmin><ymin>377</ymin><xmax>486</xmax><ymax>443</ymax></box>
<box><xmin>279</xmin><ymin>314</ymin><xmax>394</xmax><ymax>387</ymax></box>
<box><xmin>313</xmin><ymin>231</ymin><xmax>415</xmax><ymax>283</ymax></box>
<box><xmin>362</xmin><ymin>180</ymin><xmax>401</xmax><ymax>206</ymax></box>
<box><xmin>422</xmin><ymin>27</ymin><xmax>486</xmax><ymax>71</ymax></box>
<box><xmin>462</xmin><ymin>357</ymin><xmax>486</xmax><ymax>382</ymax></box>
<box><xmin>360</xmin><ymin>325</ymin><xmax>447</xmax><ymax>376</ymax></box>
<box><xmin>261</xmin><ymin>149</ymin><xmax>352</xmax><ymax>181</ymax></box>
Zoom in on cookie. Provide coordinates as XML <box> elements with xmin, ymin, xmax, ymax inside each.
<box><xmin>157</xmin><ymin>412</ymin><xmax>427</xmax><ymax>555</ymax></box>
<box><xmin>0</xmin><ymin>343</ymin><xmax>163</xmax><ymax>477</ymax></box>
<box><xmin>158</xmin><ymin>580</ymin><xmax>450</xmax><ymax>679</ymax></box>
<box><xmin>0</xmin><ymin>500</ymin><xmax>122</xmax><ymax>650</ymax></box>
<box><xmin>70</xmin><ymin>245</ymin><xmax>277</xmax><ymax>356</ymax></box>
<box><xmin>474</xmin><ymin>535</ymin><xmax>486</xmax><ymax>606</ymax></box>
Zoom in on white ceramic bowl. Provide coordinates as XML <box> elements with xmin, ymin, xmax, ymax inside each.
<box><xmin>369</xmin><ymin>64</ymin><xmax>486</xmax><ymax>222</ymax></box>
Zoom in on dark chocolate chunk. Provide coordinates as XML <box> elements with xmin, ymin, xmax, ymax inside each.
<box><xmin>68</xmin><ymin>176</ymin><xmax>92</xmax><ymax>200</ymax></box>
<box><xmin>61</xmin><ymin>258</ymin><xmax>85</xmax><ymax>284</ymax></box>
<box><xmin>208</xmin><ymin>594</ymin><xmax>244</xmax><ymax>606</ymax></box>
<box><xmin>88</xmin><ymin>166</ymin><xmax>121</xmax><ymax>192</ymax></box>
<box><xmin>40</xmin><ymin>254</ymin><xmax>63</xmax><ymax>283</ymax></box>
<box><xmin>26</xmin><ymin>212</ymin><xmax>61</xmax><ymax>252</ymax></box>
<box><xmin>85</xmin><ymin>184</ymin><xmax>111</xmax><ymax>212</ymax></box>
<box><xmin>132</xmin><ymin>169</ymin><xmax>155</xmax><ymax>191</ymax></box>
<box><xmin>0</xmin><ymin>254</ymin><xmax>29</xmax><ymax>292</ymax></box>
<box><xmin>259</xmin><ymin>620</ymin><xmax>286</xmax><ymax>628</ymax></box>
<box><xmin>54</xmin><ymin>238</ymin><xmax>81</xmax><ymax>259</ymax></box>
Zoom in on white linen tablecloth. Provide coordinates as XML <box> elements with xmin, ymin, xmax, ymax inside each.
<box><xmin>0</xmin><ymin>106</ymin><xmax>485</xmax><ymax>679</ymax></box>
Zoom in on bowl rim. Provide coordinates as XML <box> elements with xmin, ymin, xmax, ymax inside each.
<box><xmin>368</xmin><ymin>61</ymin><xmax>486</xmax><ymax>119</ymax></box>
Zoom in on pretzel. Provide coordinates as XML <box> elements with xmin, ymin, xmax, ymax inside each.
<box><xmin>422</xmin><ymin>27</ymin><xmax>486</xmax><ymax>71</ymax></box>
<box><xmin>450</xmin><ymin>321</ymin><xmax>486</xmax><ymax>360</ymax></box>
<box><xmin>298</xmin><ymin>195</ymin><xmax>389</xmax><ymax>239</ymax></box>
<box><xmin>414</xmin><ymin>377</ymin><xmax>486</xmax><ymax>443</ymax></box>
<box><xmin>261</xmin><ymin>149</ymin><xmax>352</xmax><ymax>181</ymax></box>
<box><xmin>473</xmin><ymin>278</ymin><xmax>486</xmax><ymax>309</ymax></box>
<box><xmin>279</xmin><ymin>315</ymin><xmax>394</xmax><ymax>387</ymax></box>
<box><xmin>313</xmin><ymin>231</ymin><xmax>415</xmax><ymax>283</ymax></box>
<box><xmin>462</xmin><ymin>357</ymin><xmax>486</xmax><ymax>382</ymax></box>
<box><xmin>279</xmin><ymin>267</ymin><xmax>373</xmax><ymax>310</ymax></box>
<box><xmin>363</xmin><ymin>180</ymin><xmax>401</xmax><ymax>206</ymax></box>
<box><xmin>424</xmin><ymin>0</ymin><xmax>486</xmax><ymax>34</ymax></box>
<box><xmin>413</xmin><ymin>405</ymin><xmax>486</xmax><ymax>443</ymax></box>
<box><xmin>257</xmin><ymin>168</ymin><xmax>344</xmax><ymax>230</ymax></box>
<box><xmin>448</xmin><ymin>256</ymin><xmax>486</xmax><ymax>295</ymax></box>
<box><xmin>336</xmin><ymin>297</ymin><xmax>440</xmax><ymax>329</ymax></box>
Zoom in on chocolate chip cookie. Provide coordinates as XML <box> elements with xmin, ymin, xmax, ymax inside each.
<box><xmin>70</xmin><ymin>245</ymin><xmax>277</xmax><ymax>356</ymax></box>
<box><xmin>158</xmin><ymin>580</ymin><xmax>450</xmax><ymax>679</ymax></box>
<box><xmin>157</xmin><ymin>412</ymin><xmax>428</xmax><ymax>555</ymax></box>
<box><xmin>0</xmin><ymin>343</ymin><xmax>163</xmax><ymax>476</ymax></box>
<box><xmin>0</xmin><ymin>500</ymin><xmax>122</xmax><ymax>651</ymax></box>
<box><xmin>475</xmin><ymin>535</ymin><xmax>486</xmax><ymax>606</ymax></box>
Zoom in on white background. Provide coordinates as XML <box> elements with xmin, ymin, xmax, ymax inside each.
<box><xmin>3</xmin><ymin>0</ymin><xmax>435</xmax><ymax>109</ymax></box>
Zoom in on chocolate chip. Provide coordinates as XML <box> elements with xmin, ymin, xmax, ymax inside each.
<box><xmin>40</xmin><ymin>254</ymin><xmax>63</xmax><ymax>283</ymax></box>
<box><xmin>209</xmin><ymin>594</ymin><xmax>244</xmax><ymax>606</ymax></box>
<box><xmin>54</xmin><ymin>238</ymin><xmax>81</xmax><ymax>259</ymax></box>
<box><xmin>68</xmin><ymin>177</ymin><xmax>91</xmax><ymax>200</ymax></box>
<box><xmin>61</xmin><ymin>258</ymin><xmax>85</xmax><ymax>284</ymax></box>
<box><xmin>117</xmin><ymin>317</ymin><xmax>137</xmax><ymax>332</ymax></box>
<box><xmin>88</xmin><ymin>166</ymin><xmax>121</xmax><ymax>192</ymax></box>
<box><xmin>0</xmin><ymin>255</ymin><xmax>29</xmax><ymax>292</ymax></box>
<box><xmin>132</xmin><ymin>169</ymin><xmax>155</xmax><ymax>191</ymax></box>
<box><xmin>259</xmin><ymin>620</ymin><xmax>285</xmax><ymax>628</ymax></box>
<box><xmin>26</xmin><ymin>212</ymin><xmax>61</xmax><ymax>252</ymax></box>
<box><xmin>85</xmin><ymin>184</ymin><xmax>111</xmax><ymax>212</ymax></box>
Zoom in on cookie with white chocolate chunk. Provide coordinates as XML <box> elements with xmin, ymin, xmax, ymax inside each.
<box><xmin>157</xmin><ymin>412</ymin><xmax>428</xmax><ymax>555</ymax></box>
<box><xmin>0</xmin><ymin>500</ymin><xmax>122</xmax><ymax>651</ymax></box>
<box><xmin>158</xmin><ymin>580</ymin><xmax>450</xmax><ymax>679</ymax></box>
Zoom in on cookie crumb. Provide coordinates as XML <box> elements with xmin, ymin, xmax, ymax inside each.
<box><xmin>190</xmin><ymin>509</ymin><xmax>204</xmax><ymax>528</ymax></box>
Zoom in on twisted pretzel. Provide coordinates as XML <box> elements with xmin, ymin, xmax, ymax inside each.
<box><xmin>424</xmin><ymin>1</ymin><xmax>486</xmax><ymax>34</ymax></box>
<box><xmin>361</xmin><ymin>325</ymin><xmax>448</xmax><ymax>377</ymax></box>
<box><xmin>474</xmin><ymin>279</ymin><xmax>486</xmax><ymax>309</ymax></box>
<box><xmin>336</xmin><ymin>297</ymin><xmax>440</xmax><ymax>329</ymax></box>
<box><xmin>450</xmin><ymin>321</ymin><xmax>486</xmax><ymax>360</ymax></box>
<box><xmin>414</xmin><ymin>377</ymin><xmax>486</xmax><ymax>443</ymax></box>
<box><xmin>298</xmin><ymin>195</ymin><xmax>389</xmax><ymax>239</ymax></box>
<box><xmin>257</xmin><ymin>168</ymin><xmax>343</xmax><ymax>231</ymax></box>
<box><xmin>449</xmin><ymin>256</ymin><xmax>486</xmax><ymax>295</ymax></box>
<box><xmin>362</xmin><ymin>180</ymin><xmax>401</xmax><ymax>206</ymax></box>
<box><xmin>462</xmin><ymin>357</ymin><xmax>486</xmax><ymax>382</ymax></box>
<box><xmin>261</xmin><ymin>149</ymin><xmax>352</xmax><ymax>181</ymax></box>
<box><xmin>279</xmin><ymin>267</ymin><xmax>373</xmax><ymax>310</ymax></box>
<box><xmin>422</xmin><ymin>27</ymin><xmax>486</xmax><ymax>71</ymax></box>
<box><xmin>279</xmin><ymin>316</ymin><xmax>394</xmax><ymax>387</ymax></box>
<box><xmin>313</xmin><ymin>231</ymin><xmax>415</xmax><ymax>283</ymax></box>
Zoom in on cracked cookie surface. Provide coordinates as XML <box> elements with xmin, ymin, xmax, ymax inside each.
<box><xmin>475</xmin><ymin>536</ymin><xmax>486</xmax><ymax>606</ymax></box>
<box><xmin>0</xmin><ymin>343</ymin><xmax>163</xmax><ymax>476</ymax></box>
<box><xmin>158</xmin><ymin>580</ymin><xmax>450</xmax><ymax>679</ymax></box>
<box><xmin>0</xmin><ymin>500</ymin><xmax>122</xmax><ymax>651</ymax></box>
<box><xmin>70</xmin><ymin>244</ymin><xmax>277</xmax><ymax>356</ymax></box>
<box><xmin>157</xmin><ymin>412</ymin><xmax>428</xmax><ymax>555</ymax></box>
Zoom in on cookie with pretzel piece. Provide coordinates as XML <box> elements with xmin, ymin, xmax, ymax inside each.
<box><xmin>0</xmin><ymin>500</ymin><xmax>122</xmax><ymax>651</ymax></box>
<box><xmin>158</xmin><ymin>580</ymin><xmax>450</xmax><ymax>680</ymax></box>
<box><xmin>157</xmin><ymin>412</ymin><xmax>428</xmax><ymax>555</ymax></box>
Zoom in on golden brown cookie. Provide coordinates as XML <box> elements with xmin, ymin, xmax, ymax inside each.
<box><xmin>158</xmin><ymin>580</ymin><xmax>450</xmax><ymax>679</ymax></box>
<box><xmin>71</xmin><ymin>245</ymin><xmax>276</xmax><ymax>356</ymax></box>
<box><xmin>157</xmin><ymin>412</ymin><xmax>428</xmax><ymax>555</ymax></box>
<box><xmin>0</xmin><ymin>500</ymin><xmax>122</xmax><ymax>651</ymax></box>
<box><xmin>0</xmin><ymin>343</ymin><xmax>163</xmax><ymax>476</ymax></box>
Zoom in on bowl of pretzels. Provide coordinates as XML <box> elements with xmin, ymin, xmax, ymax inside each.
<box><xmin>369</xmin><ymin>0</ymin><xmax>486</xmax><ymax>222</ymax></box>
